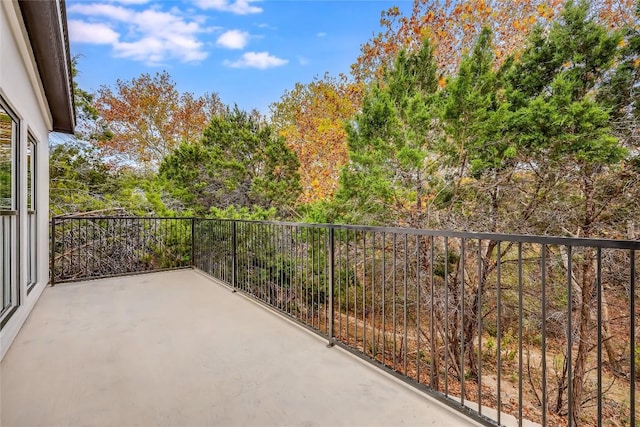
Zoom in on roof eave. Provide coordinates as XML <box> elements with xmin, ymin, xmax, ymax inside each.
<box><xmin>19</xmin><ymin>0</ymin><xmax>75</xmax><ymax>134</ymax></box>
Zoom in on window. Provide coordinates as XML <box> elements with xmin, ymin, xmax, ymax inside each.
<box><xmin>27</xmin><ymin>135</ymin><xmax>36</xmax><ymax>290</ymax></box>
<box><xmin>0</xmin><ymin>99</ymin><xmax>18</xmax><ymax>319</ymax></box>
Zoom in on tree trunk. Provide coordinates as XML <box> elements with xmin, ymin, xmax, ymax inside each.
<box><xmin>571</xmin><ymin>173</ymin><xmax>596</xmax><ymax>424</ymax></box>
<box><xmin>571</xmin><ymin>254</ymin><xmax>593</xmax><ymax>425</ymax></box>
<box><xmin>600</xmin><ymin>288</ymin><xmax>622</xmax><ymax>374</ymax></box>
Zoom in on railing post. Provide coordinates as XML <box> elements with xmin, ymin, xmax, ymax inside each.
<box><xmin>190</xmin><ymin>217</ymin><xmax>196</xmax><ymax>268</ymax></box>
<box><xmin>327</xmin><ymin>226</ymin><xmax>335</xmax><ymax>347</ymax></box>
<box><xmin>50</xmin><ymin>217</ymin><xmax>56</xmax><ymax>286</ymax></box>
<box><xmin>630</xmin><ymin>249</ymin><xmax>636</xmax><ymax>427</ymax></box>
<box><xmin>232</xmin><ymin>221</ymin><xmax>237</xmax><ymax>292</ymax></box>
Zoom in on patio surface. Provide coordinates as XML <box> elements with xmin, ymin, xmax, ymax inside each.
<box><xmin>1</xmin><ymin>270</ymin><xmax>478</xmax><ymax>427</ymax></box>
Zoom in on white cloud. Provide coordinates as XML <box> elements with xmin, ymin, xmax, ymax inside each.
<box><xmin>216</xmin><ymin>30</ymin><xmax>249</xmax><ymax>49</ymax></box>
<box><xmin>106</xmin><ymin>0</ymin><xmax>150</xmax><ymax>4</ymax></box>
<box><xmin>224</xmin><ymin>51</ymin><xmax>287</xmax><ymax>69</ymax></box>
<box><xmin>194</xmin><ymin>0</ymin><xmax>262</xmax><ymax>15</ymax></box>
<box><xmin>67</xmin><ymin>3</ymin><xmax>208</xmax><ymax>64</ymax></box>
<box><xmin>316</xmin><ymin>32</ymin><xmax>327</xmax><ymax>37</ymax></box>
<box><xmin>68</xmin><ymin>4</ymin><xmax>134</xmax><ymax>21</ymax></box>
<box><xmin>256</xmin><ymin>23</ymin><xmax>276</xmax><ymax>30</ymax></box>
<box><xmin>69</xmin><ymin>20</ymin><xmax>119</xmax><ymax>44</ymax></box>
<box><xmin>297</xmin><ymin>56</ymin><xmax>310</xmax><ymax>66</ymax></box>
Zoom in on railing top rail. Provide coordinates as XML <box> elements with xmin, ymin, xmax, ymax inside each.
<box><xmin>197</xmin><ymin>218</ymin><xmax>640</xmax><ymax>250</ymax></box>
<box><xmin>52</xmin><ymin>215</ymin><xmax>193</xmax><ymax>221</ymax></box>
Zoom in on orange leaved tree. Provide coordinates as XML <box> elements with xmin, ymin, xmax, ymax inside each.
<box><xmin>94</xmin><ymin>70</ymin><xmax>224</xmax><ymax>169</ymax></box>
<box><xmin>270</xmin><ymin>73</ymin><xmax>363</xmax><ymax>203</ymax></box>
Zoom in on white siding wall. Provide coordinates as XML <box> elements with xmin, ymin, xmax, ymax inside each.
<box><xmin>1</xmin><ymin>0</ymin><xmax>54</xmax><ymax>360</ymax></box>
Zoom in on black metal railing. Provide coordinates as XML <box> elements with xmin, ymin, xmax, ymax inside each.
<box><xmin>49</xmin><ymin>215</ymin><xmax>639</xmax><ymax>426</ymax></box>
<box><xmin>194</xmin><ymin>219</ymin><xmax>639</xmax><ymax>427</ymax></box>
<box><xmin>50</xmin><ymin>215</ymin><xmax>192</xmax><ymax>284</ymax></box>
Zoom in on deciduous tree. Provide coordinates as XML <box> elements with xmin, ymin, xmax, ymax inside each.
<box><xmin>270</xmin><ymin>74</ymin><xmax>362</xmax><ymax>203</ymax></box>
<box><xmin>94</xmin><ymin>71</ymin><xmax>223</xmax><ymax>169</ymax></box>
<box><xmin>352</xmin><ymin>0</ymin><xmax>635</xmax><ymax>82</ymax></box>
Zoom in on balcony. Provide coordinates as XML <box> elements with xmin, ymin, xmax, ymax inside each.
<box><xmin>3</xmin><ymin>216</ymin><xmax>640</xmax><ymax>426</ymax></box>
<box><xmin>1</xmin><ymin>269</ymin><xmax>473</xmax><ymax>426</ymax></box>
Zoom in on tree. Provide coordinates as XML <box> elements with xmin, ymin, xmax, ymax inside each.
<box><xmin>159</xmin><ymin>107</ymin><xmax>301</xmax><ymax>217</ymax></box>
<box><xmin>94</xmin><ymin>71</ymin><xmax>224</xmax><ymax>169</ymax></box>
<box><xmin>506</xmin><ymin>0</ymin><xmax>625</xmax><ymax>236</ymax></box>
<box><xmin>335</xmin><ymin>38</ymin><xmax>441</xmax><ymax>226</ymax></box>
<box><xmin>71</xmin><ymin>57</ymin><xmax>113</xmax><ymax>143</ymax></box>
<box><xmin>49</xmin><ymin>142</ymin><xmax>118</xmax><ymax>215</ymax></box>
<box><xmin>438</xmin><ymin>28</ymin><xmax>518</xmax><ymax>232</ymax></box>
<box><xmin>599</xmin><ymin>0</ymin><xmax>640</xmax><ymax>167</ymax></box>
<box><xmin>270</xmin><ymin>74</ymin><xmax>362</xmax><ymax>204</ymax></box>
<box><xmin>330</xmin><ymin>3</ymin><xmax>637</xmax><ymax>422</ymax></box>
<box><xmin>504</xmin><ymin>2</ymin><xmax>630</xmax><ymax>421</ymax></box>
<box><xmin>49</xmin><ymin>142</ymin><xmax>170</xmax><ymax>216</ymax></box>
<box><xmin>352</xmin><ymin>0</ymin><xmax>636</xmax><ymax>83</ymax></box>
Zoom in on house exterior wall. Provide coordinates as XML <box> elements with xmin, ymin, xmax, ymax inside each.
<box><xmin>1</xmin><ymin>0</ymin><xmax>54</xmax><ymax>360</ymax></box>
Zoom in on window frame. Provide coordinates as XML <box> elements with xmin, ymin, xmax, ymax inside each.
<box><xmin>0</xmin><ymin>96</ymin><xmax>20</xmax><ymax>324</ymax></box>
<box><xmin>26</xmin><ymin>133</ymin><xmax>37</xmax><ymax>291</ymax></box>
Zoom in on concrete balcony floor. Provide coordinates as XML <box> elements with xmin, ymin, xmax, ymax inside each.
<box><xmin>1</xmin><ymin>270</ymin><xmax>477</xmax><ymax>427</ymax></box>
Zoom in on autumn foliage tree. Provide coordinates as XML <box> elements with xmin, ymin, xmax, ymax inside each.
<box><xmin>270</xmin><ymin>74</ymin><xmax>362</xmax><ymax>203</ymax></box>
<box><xmin>94</xmin><ymin>71</ymin><xmax>224</xmax><ymax>169</ymax></box>
<box><xmin>352</xmin><ymin>0</ymin><xmax>636</xmax><ymax>82</ymax></box>
<box><xmin>277</xmin><ymin>1</ymin><xmax>636</xmax><ymax>210</ymax></box>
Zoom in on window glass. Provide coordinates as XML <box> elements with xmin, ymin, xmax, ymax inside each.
<box><xmin>0</xmin><ymin>106</ymin><xmax>13</xmax><ymax>210</ymax></box>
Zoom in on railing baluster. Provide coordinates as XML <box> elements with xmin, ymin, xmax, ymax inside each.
<box><xmin>403</xmin><ymin>233</ymin><xmax>408</xmax><ymax>377</ymax></box>
<box><xmin>393</xmin><ymin>233</ymin><xmax>397</xmax><ymax>372</ymax></box>
<box><xmin>630</xmin><ymin>250</ymin><xmax>636</xmax><ymax>427</ymax></box>
<box><xmin>460</xmin><ymin>237</ymin><xmax>465</xmax><ymax>406</ymax></box>
<box><xmin>232</xmin><ymin>221</ymin><xmax>237</xmax><ymax>290</ymax></box>
<box><xmin>518</xmin><ymin>242</ymin><xmax>523</xmax><ymax>427</ymax></box>
<box><xmin>355</xmin><ymin>229</ymin><xmax>359</xmax><ymax>348</ymax></box>
<box><xmin>497</xmin><ymin>241</ymin><xmax>502</xmax><ymax>426</ymax></box>
<box><xmin>429</xmin><ymin>236</ymin><xmax>434</xmax><ymax>390</ymax></box>
<box><xmin>328</xmin><ymin>227</ymin><xmax>335</xmax><ymax>344</ymax></box>
<box><xmin>567</xmin><ymin>245</ymin><xmax>573</xmax><ymax>427</ymax></box>
<box><xmin>382</xmin><ymin>231</ymin><xmax>386</xmax><ymax>366</ymax></box>
<box><xmin>416</xmin><ymin>234</ymin><xmax>420</xmax><ymax>383</ymax></box>
<box><xmin>363</xmin><ymin>231</ymin><xmax>367</xmax><ymax>356</ymax></box>
<box><xmin>477</xmin><ymin>238</ymin><xmax>482</xmax><ymax>416</ymax></box>
<box><xmin>372</xmin><ymin>232</ymin><xmax>377</xmax><ymax>362</ymax></box>
<box><xmin>444</xmin><ymin>235</ymin><xmax>449</xmax><ymax>397</ymax></box>
<box><xmin>541</xmin><ymin>244</ymin><xmax>548</xmax><ymax>427</ymax></box>
<box><xmin>50</xmin><ymin>217</ymin><xmax>56</xmax><ymax>286</ymax></box>
<box><xmin>596</xmin><ymin>247</ymin><xmax>603</xmax><ymax>427</ymax></box>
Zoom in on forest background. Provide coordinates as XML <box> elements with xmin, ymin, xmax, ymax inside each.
<box><xmin>51</xmin><ymin>0</ymin><xmax>640</xmax><ymax>242</ymax></box>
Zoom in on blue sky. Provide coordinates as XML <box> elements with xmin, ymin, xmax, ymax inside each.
<box><xmin>68</xmin><ymin>0</ymin><xmax>413</xmax><ymax>115</ymax></box>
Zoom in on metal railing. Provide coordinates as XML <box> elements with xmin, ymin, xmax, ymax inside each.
<box><xmin>49</xmin><ymin>216</ymin><xmax>640</xmax><ymax>426</ymax></box>
<box><xmin>194</xmin><ymin>219</ymin><xmax>639</xmax><ymax>427</ymax></box>
<box><xmin>50</xmin><ymin>216</ymin><xmax>192</xmax><ymax>284</ymax></box>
